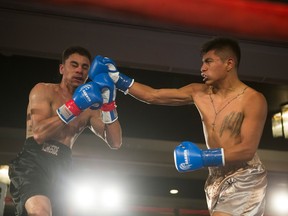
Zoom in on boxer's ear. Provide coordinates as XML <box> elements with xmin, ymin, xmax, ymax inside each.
<box><xmin>59</xmin><ymin>64</ymin><xmax>64</xmax><ymax>75</ymax></box>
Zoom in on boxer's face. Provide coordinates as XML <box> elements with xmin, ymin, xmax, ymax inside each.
<box><xmin>60</xmin><ymin>53</ymin><xmax>90</xmax><ymax>87</ymax></box>
<box><xmin>200</xmin><ymin>50</ymin><xmax>228</xmax><ymax>85</ymax></box>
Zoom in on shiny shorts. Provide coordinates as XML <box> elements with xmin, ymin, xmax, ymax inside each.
<box><xmin>8</xmin><ymin>138</ymin><xmax>72</xmax><ymax>216</ymax></box>
<box><xmin>205</xmin><ymin>154</ymin><xmax>267</xmax><ymax>216</ymax></box>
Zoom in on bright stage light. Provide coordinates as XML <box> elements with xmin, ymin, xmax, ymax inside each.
<box><xmin>270</xmin><ymin>189</ymin><xmax>288</xmax><ymax>215</ymax></box>
<box><xmin>101</xmin><ymin>185</ymin><xmax>125</xmax><ymax>209</ymax></box>
<box><xmin>0</xmin><ymin>165</ymin><xmax>10</xmax><ymax>185</ymax></box>
<box><xmin>70</xmin><ymin>179</ymin><xmax>126</xmax><ymax>213</ymax></box>
<box><xmin>71</xmin><ymin>183</ymin><xmax>98</xmax><ymax>210</ymax></box>
<box><xmin>170</xmin><ymin>189</ymin><xmax>178</xmax><ymax>194</ymax></box>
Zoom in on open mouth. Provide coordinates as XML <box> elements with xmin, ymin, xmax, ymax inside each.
<box><xmin>201</xmin><ymin>73</ymin><xmax>208</xmax><ymax>82</ymax></box>
<box><xmin>74</xmin><ymin>76</ymin><xmax>84</xmax><ymax>82</ymax></box>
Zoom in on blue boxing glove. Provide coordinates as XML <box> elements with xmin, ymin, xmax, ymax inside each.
<box><xmin>57</xmin><ymin>81</ymin><xmax>103</xmax><ymax>124</ymax></box>
<box><xmin>174</xmin><ymin>141</ymin><xmax>225</xmax><ymax>172</ymax></box>
<box><xmin>92</xmin><ymin>73</ymin><xmax>118</xmax><ymax>124</ymax></box>
<box><xmin>89</xmin><ymin>55</ymin><xmax>134</xmax><ymax>94</ymax></box>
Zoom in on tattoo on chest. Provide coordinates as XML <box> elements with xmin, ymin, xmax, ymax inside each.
<box><xmin>219</xmin><ymin>112</ymin><xmax>244</xmax><ymax>137</ymax></box>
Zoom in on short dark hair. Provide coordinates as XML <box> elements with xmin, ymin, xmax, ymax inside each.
<box><xmin>61</xmin><ymin>46</ymin><xmax>92</xmax><ymax>64</ymax></box>
<box><xmin>201</xmin><ymin>37</ymin><xmax>241</xmax><ymax>68</ymax></box>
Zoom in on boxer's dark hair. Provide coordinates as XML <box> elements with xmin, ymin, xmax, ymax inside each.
<box><xmin>61</xmin><ymin>46</ymin><xmax>92</xmax><ymax>64</ymax></box>
<box><xmin>201</xmin><ymin>37</ymin><xmax>241</xmax><ymax>69</ymax></box>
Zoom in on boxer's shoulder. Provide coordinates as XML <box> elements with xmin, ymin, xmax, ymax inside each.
<box><xmin>31</xmin><ymin>82</ymin><xmax>59</xmax><ymax>93</ymax></box>
<box><xmin>29</xmin><ymin>83</ymin><xmax>60</xmax><ymax>101</ymax></box>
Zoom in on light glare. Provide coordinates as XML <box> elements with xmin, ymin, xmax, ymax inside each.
<box><xmin>70</xmin><ymin>180</ymin><xmax>125</xmax><ymax>213</ymax></box>
<box><xmin>72</xmin><ymin>184</ymin><xmax>97</xmax><ymax>210</ymax></box>
<box><xmin>101</xmin><ymin>186</ymin><xmax>124</xmax><ymax>209</ymax></box>
<box><xmin>270</xmin><ymin>190</ymin><xmax>288</xmax><ymax>215</ymax></box>
<box><xmin>0</xmin><ymin>165</ymin><xmax>10</xmax><ymax>184</ymax></box>
<box><xmin>170</xmin><ymin>189</ymin><xmax>178</xmax><ymax>194</ymax></box>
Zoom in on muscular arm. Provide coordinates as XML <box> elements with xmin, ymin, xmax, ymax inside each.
<box><xmin>29</xmin><ymin>83</ymin><xmax>122</xmax><ymax>148</ymax></box>
<box><xmin>128</xmin><ymin>82</ymin><xmax>195</xmax><ymax>106</ymax></box>
<box><xmin>89</xmin><ymin>116</ymin><xmax>122</xmax><ymax>149</ymax></box>
<box><xmin>28</xmin><ymin>83</ymin><xmax>66</xmax><ymax>144</ymax></box>
<box><xmin>224</xmin><ymin>92</ymin><xmax>267</xmax><ymax>163</ymax></box>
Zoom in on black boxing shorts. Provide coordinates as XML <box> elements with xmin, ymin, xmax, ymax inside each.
<box><xmin>8</xmin><ymin>137</ymin><xmax>72</xmax><ymax>216</ymax></box>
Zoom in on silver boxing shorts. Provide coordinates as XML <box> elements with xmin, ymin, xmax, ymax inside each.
<box><xmin>205</xmin><ymin>153</ymin><xmax>267</xmax><ymax>216</ymax></box>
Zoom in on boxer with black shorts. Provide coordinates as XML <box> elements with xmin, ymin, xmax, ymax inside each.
<box><xmin>9</xmin><ymin>46</ymin><xmax>122</xmax><ymax>216</ymax></box>
<box><xmin>9</xmin><ymin>138</ymin><xmax>72</xmax><ymax>215</ymax></box>
<box><xmin>90</xmin><ymin>37</ymin><xmax>268</xmax><ymax>216</ymax></box>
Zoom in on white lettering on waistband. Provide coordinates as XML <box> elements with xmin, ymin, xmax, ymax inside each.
<box><xmin>42</xmin><ymin>144</ymin><xmax>59</xmax><ymax>156</ymax></box>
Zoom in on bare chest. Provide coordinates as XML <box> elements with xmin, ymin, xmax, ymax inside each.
<box><xmin>195</xmin><ymin>94</ymin><xmax>245</xmax><ymax>140</ymax></box>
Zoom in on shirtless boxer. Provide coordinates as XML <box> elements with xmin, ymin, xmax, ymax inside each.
<box><xmin>89</xmin><ymin>37</ymin><xmax>267</xmax><ymax>216</ymax></box>
<box><xmin>8</xmin><ymin>46</ymin><xmax>122</xmax><ymax>216</ymax></box>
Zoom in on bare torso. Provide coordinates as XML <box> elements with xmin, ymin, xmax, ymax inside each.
<box><xmin>192</xmin><ymin>84</ymin><xmax>250</xmax><ymax>149</ymax></box>
<box><xmin>26</xmin><ymin>83</ymin><xmax>96</xmax><ymax>148</ymax></box>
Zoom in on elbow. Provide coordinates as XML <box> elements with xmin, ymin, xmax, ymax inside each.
<box><xmin>106</xmin><ymin>135</ymin><xmax>122</xmax><ymax>150</ymax></box>
<box><xmin>108</xmin><ymin>141</ymin><xmax>122</xmax><ymax>150</ymax></box>
<box><xmin>242</xmin><ymin>145</ymin><xmax>259</xmax><ymax>162</ymax></box>
<box><xmin>244</xmin><ymin>152</ymin><xmax>256</xmax><ymax>162</ymax></box>
<box><xmin>238</xmin><ymin>149</ymin><xmax>256</xmax><ymax>163</ymax></box>
<box><xmin>32</xmin><ymin>127</ymin><xmax>49</xmax><ymax>144</ymax></box>
<box><xmin>33</xmin><ymin>133</ymin><xmax>45</xmax><ymax>144</ymax></box>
